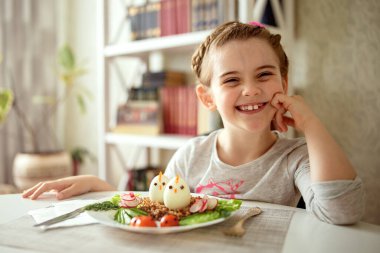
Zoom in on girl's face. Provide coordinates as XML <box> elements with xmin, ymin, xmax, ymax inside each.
<box><xmin>199</xmin><ymin>38</ymin><xmax>287</xmax><ymax>134</ymax></box>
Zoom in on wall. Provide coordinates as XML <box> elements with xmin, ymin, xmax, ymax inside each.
<box><xmin>63</xmin><ymin>0</ymin><xmax>99</xmax><ymax>175</ymax></box>
<box><xmin>293</xmin><ymin>0</ymin><xmax>380</xmax><ymax>224</ymax></box>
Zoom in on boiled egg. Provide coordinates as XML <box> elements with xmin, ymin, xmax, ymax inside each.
<box><xmin>163</xmin><ymin>175</ymin><xmax>191</xmax><ymax>210</ymax></box>
<box><xmin>148</xmin><ymin>171</ymin><xmax>169</xmax><ymax>203</ymax></box>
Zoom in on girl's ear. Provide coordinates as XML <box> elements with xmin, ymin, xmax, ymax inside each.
<box><xmin>195</xmin><ymin>84</ymin><xmax>217</xmax><ymax>111</ymax></box>
<box><xmin>282</xmin><ymin>75</ymin><xmax>289</xmax><ymax>94</ymax></box>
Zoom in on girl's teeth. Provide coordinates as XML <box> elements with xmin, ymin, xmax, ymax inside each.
<box><xmin>240</xmin><ymin>104</ymin><xmax>262</xmax><ymax>111</ymax></box>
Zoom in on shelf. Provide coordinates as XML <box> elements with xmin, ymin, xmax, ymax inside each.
<box><xmin>105</xmin><ymin>132</ymin><xmax>193</xmax><ymax>150</ymax></box>
<box><xmin>104</xmin><ymin>30</ymin><xmax>212</xmax><ymax>58</ymax></box>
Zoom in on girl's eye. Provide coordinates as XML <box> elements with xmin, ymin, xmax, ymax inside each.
<box><xmin>257</xmin><ymin>72</ymin><xmax>273</xmax><ymax>80</ymax></box>
<box><xmin>223</xmin><ymin>78</ymin><xmax>239</xmax><ymax>86</ymax></box>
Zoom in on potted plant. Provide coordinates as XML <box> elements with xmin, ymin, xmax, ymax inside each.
<box><xmin>0</xmin><ymin>45</ymin><xmax>91</xmax><ymax>190</ymax></box>
<box><xmin>71</xmin><ymin>147</ymin><xmax>97</xmax><ymax>176</ymax></box>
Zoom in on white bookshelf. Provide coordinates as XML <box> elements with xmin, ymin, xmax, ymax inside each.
<box><xmin>104</xmin><ymin>30</ymin><xmax>212</xmax><ymax>58</ymax></box>
<box><xmin>105</xmin><ymin>133</ymin><xmax>192</xmax><ymax>150</ymax></box>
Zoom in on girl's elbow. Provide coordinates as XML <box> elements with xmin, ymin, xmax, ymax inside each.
<box><xmin>310</xmin><ymin>199</ymin><xmax>364</xmax><ymax>225</ymax></box>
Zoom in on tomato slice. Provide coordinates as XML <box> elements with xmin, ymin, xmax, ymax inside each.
<box><xmin>160</xmin><ymin>214</ymin><xmax>179</xmax><ymax>227</ymax></box>
<box><xmin>130</xmin><ymin>216</ymin><xmax>157</xmax><ymax>227</ymax></box>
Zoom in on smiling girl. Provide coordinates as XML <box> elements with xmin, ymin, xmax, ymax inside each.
<box><xmin>164</xmin><ymin>21</ymin><xmax>364</xmax><ymax>224</ymax></box>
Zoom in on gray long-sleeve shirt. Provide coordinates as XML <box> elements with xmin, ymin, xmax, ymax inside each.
<box><xmin>165</xmin><ymin>130</ymin><xmax>364</xmax><ymax>224</ymax></box>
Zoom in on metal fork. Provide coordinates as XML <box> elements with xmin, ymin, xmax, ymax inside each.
<box><xmin>223</xmin><ymin>207</ymin><xmax>262</xmax><ymax>237</ymax></box>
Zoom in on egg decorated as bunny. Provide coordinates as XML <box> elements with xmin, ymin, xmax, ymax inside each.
<box><xmin>149</xmin><ymin>171</ymin><xmax>169</xmax><ymax>203</ymax></box>
<box><xmin>163</xmin><ymin>175</ymin><xmax>191</xmax><ymax>209</ymax></box>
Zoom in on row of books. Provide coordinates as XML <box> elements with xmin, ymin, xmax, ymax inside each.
<box><xmin>113</xmin><ymin>70</ymin><xmax>200</xmax><ymax>136</ymax></box>
<box><xmin>127</xmin><ymin>0</ymin><xmax>238</xmax><ymax>40</ymax></box>
<box><xmin>114</xmin><ymin>86</ymin><xmax>198</xmax><ymax>136</ymax></box>
<box><xmin>160</xmin><ymin>86</ymin><xmax>198</xmax><ymax>135</ymax></box>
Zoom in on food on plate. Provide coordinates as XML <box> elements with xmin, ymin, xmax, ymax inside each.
<box><xmin>148</xmin><ymin>172</ymin><xmax>169</xmax><ymax>203</ymax></box>
<box><xmin>160</xmin><ymin>214</ymin><xmax>179</xmax><ymax>227</ymax></box>
<box><xmin>163</xmin><ymin>175</ymin><xmax>191</xmax><ymax>209</ymax></box>
<box><xmin>113</xmin><ymin>207</ymin><xmax>148</xmax><ymax>225</ymax></box>
<box><xmin>85</xmin><ymin>174</ymin><xmax>243</xmax><ymax>228</ymax></box>
<box><xmin>130</xmin><ymin>216</ymin><xmax>157</xmax><ymax>227</ymax></box>
<box><xmin>120</xmin><ymin>192</ymin><xmax>140</xmax><ymax>208</ymax></box>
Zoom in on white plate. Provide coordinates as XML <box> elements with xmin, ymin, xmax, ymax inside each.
<box><xmin>87</xmin><ymin>209</ymin><xmax>234</xmax><ymax>235</ymax></box>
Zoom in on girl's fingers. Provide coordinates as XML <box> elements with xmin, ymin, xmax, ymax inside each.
<box><xmin>57</xmin><ymin>185</ymin><xmax>80</xmax><ymax>200</ymax></box>
<box><xmin>271</xmin><ymin>93</ymin><xmax>287</xmax><ymax>109</ymax></box>
<box><xmin>275</xmin><ymin>107</ymin><xmax>287</xmax><ymax>132</ymax></box>
<box><xmin>29</xmin><ymin>181</ymin><xmax>67</xmax><ymax>200</ymax></box>
<box><xmin>283</xmin><ymin>115</ymin><xmax>295</xmax><ymax>128</ymax></box>
<box><xmin>22</xmin><ymin>182</ymin><xmax>44</xmax><ymax>198</ymax></box>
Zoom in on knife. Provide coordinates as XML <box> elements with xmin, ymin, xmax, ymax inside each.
<box><xmin>33</xmin><ymin>206</ymin><xmax>86</xmax><ymax>228</ymax></box>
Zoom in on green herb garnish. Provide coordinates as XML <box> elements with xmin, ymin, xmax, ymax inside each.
<box><xmin>84</xmin><ymin>200</ymin><xmax>119</xmax><ymax>211</ymax></box>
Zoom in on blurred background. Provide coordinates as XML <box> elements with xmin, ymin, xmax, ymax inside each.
<box><xmin>0</xmin><ymin>0</ymin><xmax>379</xmax><ymax>225</ymax></box>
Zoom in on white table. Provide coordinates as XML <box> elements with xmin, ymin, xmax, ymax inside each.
<box><xmin>1</xmin><ymin>192</ymin><xmax>379</xmax><ymax>253</ymax></box>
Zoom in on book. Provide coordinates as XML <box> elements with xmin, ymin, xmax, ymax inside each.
<box><xmin>176</xmin><ymin>0</ymin><xmax>191</xmax><ymax>34</ymax></box>
<box><xmin>128</xmin><ymin>5</ymin><xmax>140</xmax><ymax>40</ymax></box>
<box><xmin>142</xmin><ymin>71</ymin><xmax>187</xmax><ymax>88</ymax></box>
<box><xmin>129</xmin><ymin>87</ymin><xmax>159</xmax><ymax>101</ymax></box>
<box><xmin>145</xmin><ymin>1</ymin><xmax>161</xmax><ymax>38</ymax></box>
<box><xmin>160</xmin><ymin>0</ymin><xmax>177</xmax><ymax>36</ymax></box>
<box><xmin>160</xmin><ymin>86</ymin><xmax>198</xmax><ymax>136</ymax></box>
<box><xmin>114</xmin><ymin>100</ymin><xmax>161</xmax><ymax>135</ymax></box>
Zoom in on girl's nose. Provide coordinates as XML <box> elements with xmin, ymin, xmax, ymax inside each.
<box><xmin>242</xmin><ymin>83</ymin><xmax>261</xmax><ymax>96</ymax></box>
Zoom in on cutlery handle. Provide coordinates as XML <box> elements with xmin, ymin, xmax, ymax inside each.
<box><xmin>241</xmin><ymin>207</ymin><xmax>262</xmax><ymax>221</ymax></box>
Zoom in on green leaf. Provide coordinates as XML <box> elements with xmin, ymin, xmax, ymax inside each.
<box><xmin>76</xmin><ymin>94</ymin><xmax>86</xmax><ymax>114</ymax></box>
<box><xmin>76</xmin><ymin>84</ymin><xmax>94</xmax><ymax>101</ymax></box>
<box><xmin>59</xmin><ymin>44</ymin><xmax>76</xmax><ymax>70</ymax></box>
<box><xmin>179</xmin><ymin>211</ymin><xmax>221</xmax><ymax>226</ymax></box>
<box><xmin>0</xmin><ymin>89</ymin><xmax>14</xmax><ymax>123</ymax></box>
<box><xmin>125</xmin><ymin>207</ymin><xmax>148</xmax><ymax>217</ymax></box>
<box><xmin>111</xmin><ymin>194</ymin><xmax>121</xmax><ymax>206</ymax></box>
<box><xmin>215</xmin><ymin>199</ymin><xmax>242</xmax><ymax>212</ymax></box>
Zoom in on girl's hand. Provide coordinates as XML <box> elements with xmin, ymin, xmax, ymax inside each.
<box><xmin>271</xmin><ymin>93</ymin><xmax>318</xmax><ymax>133</ymax></box>
<box><xmin>22</xmin><ymin>175</ymin><xmax>115</xmax><ymax>200</ymax></box>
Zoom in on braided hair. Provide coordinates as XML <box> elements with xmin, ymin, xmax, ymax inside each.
<box><xmin>191</xmin><ymin>21</ymin><xmax>289</xmax><ymax>87</ymax></box>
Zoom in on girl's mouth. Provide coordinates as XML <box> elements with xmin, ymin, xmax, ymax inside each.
<box><xmin>236</xmin><ymin>102</ymin><xmax>267</xmax><ymax>113</ymax></box>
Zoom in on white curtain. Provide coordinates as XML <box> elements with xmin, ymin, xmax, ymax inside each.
<box><xmin>0</xmin><ymin>0</ymin><xmax>58</xmax><ymax>184</ymax></box>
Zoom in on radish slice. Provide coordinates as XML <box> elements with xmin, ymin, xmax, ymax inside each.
<box><xmin>120</xmin><ymin>198</ymin><xmax>140</xmax><ymax>208</ymax></box>
<box><xmin>121</xmin><ymin>192</ymin><xmax>136</xmax><ymax>201</ymax></box>
<box><xmin>120</xmin><ymin>192</ymin><xmax>140</xmax><ymax>208</ymax></box>
<box><xmin>189</xmin><ymin>199</ymin><xmax>203</xmax><ymax>213</ymax></box>
<box><xmin>207</xmin><ymin>198</ymin><xmax>218</xmax><ymax>210</ymax></box>
<box><xmin>199</xmin><ymin>199</ymin><xmax>208</xmax><ymax>212</ymax></box>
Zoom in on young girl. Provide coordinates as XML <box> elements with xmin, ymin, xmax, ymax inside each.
<box><xmin>22</xmin><ymin>21</ymin><xmax>363</xmax><ymax>225</ymax></box>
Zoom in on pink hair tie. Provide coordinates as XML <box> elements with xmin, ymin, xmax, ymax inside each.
<box><xmin>248</xmin><ymin>21</ymin><xmax>265</xmax><ymax>28</ymax></box>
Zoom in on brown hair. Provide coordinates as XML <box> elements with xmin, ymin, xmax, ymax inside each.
<box><xmin>191</xmin><ymin>21</ymin><xmax>289</xmax><ymax>86</ymax></box>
